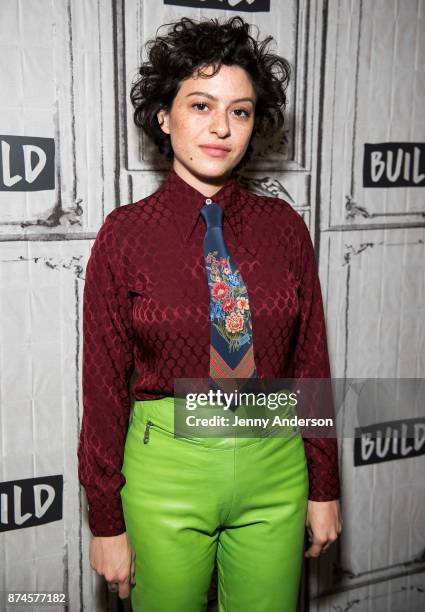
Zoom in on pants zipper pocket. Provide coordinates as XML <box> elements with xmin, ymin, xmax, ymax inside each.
<box><xmin>143</xmin><ymin>419</ymin><xmax>174</xmax><ymax>444</ymax></box>
<box><xmin>143</xmin><ymin>420</ymin><xmax>153</xmax><ymax>444</ymax></box>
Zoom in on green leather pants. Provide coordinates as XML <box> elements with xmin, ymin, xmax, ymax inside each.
<box><xmin>120</xmin><ymin>395</ymin><xmax>308</xmax><ymax>611</ymax></box>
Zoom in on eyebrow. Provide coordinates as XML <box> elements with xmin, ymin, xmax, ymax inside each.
<box><xmin>186</xmin><ymin>91</ymin><xmax>256</xmax><ymax>105</ymax></box>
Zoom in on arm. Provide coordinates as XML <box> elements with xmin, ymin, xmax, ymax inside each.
<box><xmin>293</xmin><ymin>218</ymin><xmax>341</xmax><ymax>502</ymax></box>
<box><xmin>77</xmin><ymin>211</ymin><xmax>135</xmax><ymax>537</ymax></box>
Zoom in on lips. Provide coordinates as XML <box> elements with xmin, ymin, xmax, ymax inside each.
<box><xmin>199</xmin><ymin>144</ymin><xmax>231</xmax><ymax>152</ymax></box>
<box><xmin>199</xmin><ymin>144</ymin><xmax>231</xmax><ymax>157</ymax></box>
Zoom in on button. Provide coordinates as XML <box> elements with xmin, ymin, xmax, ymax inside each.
<box><xmin>205</xmin><ymin>198</ymin><xmax>213</xmax><ymax>205</ymax></box>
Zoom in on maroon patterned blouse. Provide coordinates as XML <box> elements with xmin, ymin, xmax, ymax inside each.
<box><xmin>78</xmin><ymin>168</ymin><xmax>341</xmax><ymax>537</ymax></box>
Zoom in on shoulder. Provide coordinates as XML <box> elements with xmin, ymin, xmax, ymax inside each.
<box><xmin>96</xmin><ymin>189</ymin><xmax>164</xmax><ymax>240</ymax></box>
<box><xmin>239</xmin><ymin>185</ymin><xmax>310</xmax><ymax>242</ymax></box>
<box><xmin>101</xmin><ymin>199</ymin><xmax>149</xmax><ymax>229</ymax></box>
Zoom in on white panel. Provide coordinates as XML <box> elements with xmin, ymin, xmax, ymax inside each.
<box><xmin>310</xmin><ymin>226</ymin><xmax>425</xmax><ymax>610</ymax></box>
<box><xmin>323</xmin><ymin>226</ymin><xmax>425</xmax><ymax>379</ymax></box>
<box><xmin>0</xmin><ymin>0</ymin><xmax>118</xmax><ymax>236</ymax></box>
<box><xmin>123</xmin><ymin>0</ymin><xmax>320</xmax><ymax>172</ymax></box>
<box><xmin>321</xmin><ymin>0</ymin><xmax>425</xmax><ymax>229</ymax></box>
<box><xmin>0</xmin><ymin>236</ymin><xmax>100</xmax><ymax>609</ymax></box>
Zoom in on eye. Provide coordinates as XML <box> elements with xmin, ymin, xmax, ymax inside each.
<box><xmin>233</xmin><ymin>108</ymin><xmax>251</xmax><ymax>119</ymax></box>
<box><xmin>192</xmin><ymin>102</ymin><xmax>209</xmax><ymax>111</ymax></box>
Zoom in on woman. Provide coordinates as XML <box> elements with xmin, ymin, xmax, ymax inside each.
<box><xmin>78</xmin><ymin>15</ymin><xmax>343</xmax><ymax>612</ymax></box>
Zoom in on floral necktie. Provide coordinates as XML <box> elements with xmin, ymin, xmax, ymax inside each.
<box><xmin>200</xmin><ymin>198</ymin><xmax>258</xmax><ymax>394</ymax></box>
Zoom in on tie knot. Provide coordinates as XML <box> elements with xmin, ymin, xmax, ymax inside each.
<box><xmin>200</xmin><ymin>200</ymin><xmax>223</xmax><ymax>229</ymax></box>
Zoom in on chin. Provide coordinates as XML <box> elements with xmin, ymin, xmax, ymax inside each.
<box><xmin>191</xmin><ymin>160</ymin><xmax>236</xmax><ymax>181</ymax></box>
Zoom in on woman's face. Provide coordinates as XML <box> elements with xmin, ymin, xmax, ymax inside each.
<box><xmin>157</xmin><ymin>64</ymin><xmax>256</xmax><ymax>188</ymax></box>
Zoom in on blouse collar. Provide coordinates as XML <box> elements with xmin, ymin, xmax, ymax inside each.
<box><xmin>160</xmin><ymin>167</ymin><xmax>243</xmax><ymax>246</ymax></box>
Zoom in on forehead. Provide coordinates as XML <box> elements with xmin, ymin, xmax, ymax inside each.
<box><xmin>177</xmin><ymin>64</ymin><xmax>255</xmax><ymax>98</ymax></box>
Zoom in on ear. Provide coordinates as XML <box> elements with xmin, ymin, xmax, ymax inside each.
<box><xmin>157</xmin><ymin>108</ymin><xmax>170</xmax><ymax>135</ymax></box>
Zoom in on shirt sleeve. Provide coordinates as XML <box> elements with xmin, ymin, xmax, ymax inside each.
<box><xmin>293</xmin><ymin>217</ymin><xmax>341</xmax><ymax>501</ymax></box>
<box><xmin>77</xmin><ymin>212</ymin><xmax>135</xmax><ymax>536</ymax></box>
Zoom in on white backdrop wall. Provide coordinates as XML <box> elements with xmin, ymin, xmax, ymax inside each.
<box><xmin>0</xmin><ymin>1</ymin><xmax>424</xmax><ymax>611</ymax></box>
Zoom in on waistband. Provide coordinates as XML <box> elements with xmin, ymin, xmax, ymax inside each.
<box><xmin>130</xmin><ymin>390</ymin><xmax>300</xmax><ymax>449</ymax></box>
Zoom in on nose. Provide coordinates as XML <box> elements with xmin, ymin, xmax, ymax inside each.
<box><xmin>209</xmin><ymin>110</ymin><xmax>230</xmax><ymax>138</ymax></box>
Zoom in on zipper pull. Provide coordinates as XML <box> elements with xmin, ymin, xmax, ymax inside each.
<box><xmin>143</xmin><ymin>420</ymin><xmax>152</xmax><ymax>444</ymax></box>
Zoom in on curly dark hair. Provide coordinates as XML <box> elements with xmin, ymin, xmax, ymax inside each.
<box><xmin>130</xmin><ymin>16</ymin><xmax>291</xmax><ymax>169</ymax></box>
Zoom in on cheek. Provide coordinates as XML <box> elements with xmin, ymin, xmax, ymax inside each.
<box><xmin>233</xmin><ymin>122</ymin><xmax>254</xmax><ymax>148</ymax></box>
<box><xmin>169</xmin><ymin>124</ymin><xmax>189</xmax><ymax>152</ymax></box>
<box><xmin>169</xmin><ymin>115</ymin><xmax>203</xmax><ymax>148</ymax></box>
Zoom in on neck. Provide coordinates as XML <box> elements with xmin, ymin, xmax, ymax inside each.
<box><xmin>172</xmin><ymin>159</ymin><xmax>233</xmax><ymax>198</ymax></box>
